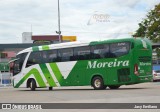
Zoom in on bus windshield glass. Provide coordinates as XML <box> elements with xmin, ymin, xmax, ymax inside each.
<box><xmin>13</xmin><ymin>53</ymin><xmax>28</xmax><ymax>76</ymax></box>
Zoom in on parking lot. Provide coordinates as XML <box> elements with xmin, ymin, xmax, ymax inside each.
<box><xmin>0</xmin><ymin>82</ymin><xmax>160</xmax><ymax>112</ymax></box>
<box><xmin>0</xmin><ymin>82</ymin><xmax>160</xmax><ymax>103</ymax></box>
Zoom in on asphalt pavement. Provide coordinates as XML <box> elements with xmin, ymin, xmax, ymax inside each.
<box><xmin>0</xmin><ymin>82</ymin><xmax>160</xmax><ymax>112</ymax></box>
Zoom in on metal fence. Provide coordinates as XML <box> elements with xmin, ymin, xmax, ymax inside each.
<box><xmin>0</xmin><ymin>72</ymin><xmax>12</xmax><ymax>86</ymax></box>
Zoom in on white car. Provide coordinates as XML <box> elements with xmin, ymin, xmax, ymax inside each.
<box><xmin>152</xmin><ymin>70</ymin><xmax>160</xmax><ymax>82</ymax></box>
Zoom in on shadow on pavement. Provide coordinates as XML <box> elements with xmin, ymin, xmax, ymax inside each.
<box><xmin>17</xmin><ymin>87</ymin><xmax>148</xmax><ymax>92</ymax></box>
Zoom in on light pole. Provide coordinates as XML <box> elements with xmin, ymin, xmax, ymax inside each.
<box><xmin>57</xmin><ymin>0</ymin><xmax>61</xmax><ymax>42</ymax></box>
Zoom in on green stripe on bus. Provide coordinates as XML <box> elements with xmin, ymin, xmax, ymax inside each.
<box><xmin>42</xmin><ymin>45</ymin><xmax>49</xmax><ymax>50</ymax></box>
<box><xmin>14</xmin><ymin>68</ymin><xmax>46</xmax><ymax>88</ymax></box>
<box><xmin>39</xmin><ymin>64</ymin><xmax>57</xmax><ymax>87</ymax></box>
<box><xmin>32</xmin><ymin>46</ymin><xmax>39</xmax><ymax>51</ymax></box>
<box><xmin>49</xmin><ymin>63</ymin><xmax>64</xmax><ymax>85</ymax></box>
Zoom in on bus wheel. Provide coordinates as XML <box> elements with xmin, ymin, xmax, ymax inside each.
<box><xmin>30</xmin><ymin>79</ymin><xmax>36</xmax><ymax>91</ymax></box>
<box><xmin>108</xmin><ymin>85</ymin><xmax>120</xmax><ymax>89</ymax></box>
<box><xmin>92</xmin><ymin>76</ymin><xmax>105</xmax><ymax>90</ymax></box>
<box><xmin>49</xmin><ymin>87</ymin><xmax>53</xmax><ymax>90</ymax></box>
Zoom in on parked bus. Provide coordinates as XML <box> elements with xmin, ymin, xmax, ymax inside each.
<box><xmin>11</xmin><ymin>38</ymin><xmax>152</xmax><ymax>90</ymax></box>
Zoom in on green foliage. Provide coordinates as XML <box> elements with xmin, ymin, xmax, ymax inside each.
<box><xmin>133</xmin><ymin>3</ymin><xmax>160</xmax><ymax>42</ymax></box>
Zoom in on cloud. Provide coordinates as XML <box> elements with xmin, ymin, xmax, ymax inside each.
<box><xmin>0</xmin><ymin>0</ymin><xmax>159</xmax><ymax>43</ymax></box>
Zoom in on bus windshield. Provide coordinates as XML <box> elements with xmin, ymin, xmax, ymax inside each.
<box><xmin>13</xmin><ymin>53</ymin><xmax>28</xmax><ymax>76</ymax></box>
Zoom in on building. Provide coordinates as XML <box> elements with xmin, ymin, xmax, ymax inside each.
<box><xmin>0</xmin><ymin>32</ymin><xmax>77</xmax><ymax>85</ymax></box>
<box><xmin>0</xmin><ymin>43</ymin><xmax>47</xmax><ymax>62</ymax></box>
<box><xmin>0</xmin><ymin>33</ymin><xmax>77</xmax><ymax>63</ymax></box>
<box><xmin>22</xmin><ymin>32</ymin><xmax>76</xmax><ymax>44</ymax></box>
<box><xmin>0</xmin><ymin>62</ymin><xmax>10</xmax><ymax>85</ymax></box>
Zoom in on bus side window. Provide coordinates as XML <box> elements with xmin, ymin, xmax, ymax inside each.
<box><xmin>58</xmin><ymin>48</ymin><xmax>73</xmax><ymax>62</ymax></box>
<box><xmin>48</xmin><ymin>50</ymin><xmax>57</xmax><ymax>63</ymax></box>
<box><xmin>41</xmin><ymin>51</ymin><xmax>49</xmax><ymax>63</ymax></box>
<box><xmin>74</xmin><ymin>46</ymin><xmax>91</xmax><ymax>60</ymax></box>
<box><xmin>110</xmin><ymin>42</ymin><xmax>130</xmax><ymax>58</ymax></box>
<box><xmin>26</xmin><ymin>51</ymin><xmax>42</xmax><ymax>67</ymax></box>
<box><xmin>91</xmin><ymin>44</ymin><xmax>109</xmax><ymax>59</ymax></box>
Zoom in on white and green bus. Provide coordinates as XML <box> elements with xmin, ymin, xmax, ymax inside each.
<box><xmin>12</xmin><ymin>38</ymin><xmax>152</xmax><ymax>90</ymax></box>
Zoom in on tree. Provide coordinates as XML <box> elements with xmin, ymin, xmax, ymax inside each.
<box><xmin>133</xmin><ymin>3</ymin><xmax>160</xmax><ymax>57</ymax></box>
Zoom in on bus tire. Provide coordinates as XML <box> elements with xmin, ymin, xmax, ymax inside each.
<box><xmin>108</xmin><ymin>85</ymin><xmax>120</xmax><ymax>89</ymax></box>
<box><xmin>49</xmin><ymin>87</ymin><xmax>53</xmax><ymax>90</ymax></box>
<box><xmin>92</xmin><ymin>76</ymin><xmax>105</xmax><ymax>90</ymax></box>
<box><xmin>30</xmin><ymin>79</ymin><xmax>36</xmax><ymax>91</ymax></box>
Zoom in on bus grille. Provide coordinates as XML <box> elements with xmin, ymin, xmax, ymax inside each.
<box><xmin>138</xmin><ymin>56</ymin><xmax>151</xmax><ymax>62</ymax></box>
<box><xmin>117</xmin><ymin>68</ymin><xmax>131</xmax><ymax>83</ymax></box>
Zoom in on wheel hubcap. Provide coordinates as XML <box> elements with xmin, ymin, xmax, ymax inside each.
<box><xmin>94</xmin><ymin>79</ymin><xmax>101</xmax><ymax>88</ymax></box>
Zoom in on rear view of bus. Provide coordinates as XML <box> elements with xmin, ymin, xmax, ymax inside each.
<box><xmin>132</xmin><ymin>38</ymin><xmax>152</xmax><ymax>83</ymax></box>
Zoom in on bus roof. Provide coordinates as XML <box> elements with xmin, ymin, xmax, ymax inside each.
<box><xmin>17</xmin><ymin>37</ymin><xmax>136</xmax><ymax>55</ymax></box>
<box><xmin>17</xmin><ymin>41</ymin><xmax>90</xmax><ymax>55</ymax></box>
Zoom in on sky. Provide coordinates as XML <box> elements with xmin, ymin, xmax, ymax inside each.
<box><xmin>0</xmin><ymin>0</ymin><xmax>159</xmax><ymax>43</ymax></box>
